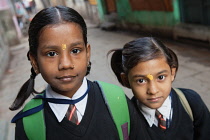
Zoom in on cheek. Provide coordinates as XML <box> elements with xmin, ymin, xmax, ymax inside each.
<box><xmin>131</xmin><ymin>86</ymin><xmax>146</xmax><ymax>101</ymax></box>
<box><xmin>38</xmin><ymin>60</ymin><xmax>57</xmax><ymax>76</ymax></box>
<box><xmin>78</xmin><ymin>64</ymin><xmax>88</xmax><ymax>74</ymax></box>
<box><xmin>165</xmin><ymin>83</ymin><xmax>172</xmax><ymax>94</ymax></box>
<box><xmin>160</xmin><ymin>80</ymin><xmax>172</xmax><ymax>96</ymax></box>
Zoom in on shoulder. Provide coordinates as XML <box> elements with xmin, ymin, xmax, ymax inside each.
<box><xmin>131</xmin><ymin>96</ymin><xmax>138</xmax><ymax>108</ymax></box>
<box><xmin>126</xmin><ymin>96</ymin><xmax>137</xmax><ymax>115</ymax></box>
<box><xmin>94</xmin><ymin>80</ymin><xmax>123</xmax><ymax>90</ymax></box>
<box><xmin>92</xmin><ymin>80</ymin><xmax>126</xmax><ymax>98</ymax></box>
<box><xmin>128</xmin><ymin>96</ymin><xmax>152</xmax><ymax>139</ymax></box>
<box><xmin>90</xmin><ymin>80</ymin><xmax>137</xmax><ymax>115</ymax></box>
<box><xmin>177</xmin><ymin>88</ymin><xmax>203</xmax><ymax>105</ymax></box>
<box><xmin>11</xmin><ymin>93</ymin><xmax>45</xmax><ymax>123</ymax></box>
<box><xmin>175</xmin><ymin>88</ymin><xmax>209</xmax><ymax>119</ymax></box>
<box><xmin>15</xmin><ymin>112</ymin><xmax>28</xmax><ymax>140</ymax></box>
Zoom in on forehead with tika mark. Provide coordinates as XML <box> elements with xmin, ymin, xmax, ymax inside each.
<box><xmin>62</xmin><ymin>44</ymin><xmax>67</xmax><ymax>50</ymax></box>
<box><xmin>146</xmin><ymin>74</ymin><xmax>153</xmax><ymax>80</ymax></box>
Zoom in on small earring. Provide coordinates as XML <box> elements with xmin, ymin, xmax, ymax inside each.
<box><xmin>87</xmin><ymin>62</ymin><xmax>91</xmax><ymax>67</ymax></box>
<box><xmin>86</xmin><ymin>61</ymin><xmax>91</xmax><ymax>75</ymax></box>
<box><xmin>71</xmin><ymin>64</ymin><xmax>75</xmax><ymax>69</ymax></box>
<box><xmin>34</xmin><ymin>69</ymin><xmax>38</xmax><ymax>74</ymax></box>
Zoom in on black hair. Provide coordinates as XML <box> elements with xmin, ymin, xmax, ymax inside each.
<box><xmin>10</xmin><ymin>6</ymin><xmax>90</xmax><ymax>110</ymax></box>
<box><xmin>108</xmin><ymin>37</ymin><xmax>178</xmax><ymax>87</ymax></box>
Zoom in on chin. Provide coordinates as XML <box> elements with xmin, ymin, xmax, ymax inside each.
<box><xmin>147</xmin><ymin>103</ymin><xmax>162</xmax><ymax>109</ymax></box>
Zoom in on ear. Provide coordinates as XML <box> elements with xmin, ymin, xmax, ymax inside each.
<box><xmin>171</xmin><ymin>68</ymin><xmax>176</xmax><ymax>82</ymax></box>
<box><xmin>29</xmin><ymin>53</ymin><xmax>39</xmax><ymax>74</ymax></box>
<box><xmin>86</xmin><ymin>44</ymin><xmax>91</xmax><ymax>63</ymax></box>
<box><xmin>120</xmin><ymin>73</ymin><xmax>131</xmax><ymax>88</ymax></box>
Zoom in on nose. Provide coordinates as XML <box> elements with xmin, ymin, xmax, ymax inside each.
<box><xmin>58</xmin><ymin>53</ymin><xmax>74</xmax><ymax>70</ymax></box>
<box><xmin>147</xmin><ymin>81</ymin><xmax>159</xmax><ymax>95</ymax></box>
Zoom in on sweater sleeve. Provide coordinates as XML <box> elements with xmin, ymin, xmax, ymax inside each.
<box><xmin>181</xmin><ymin>88</ymin><xmax>210</xmax><ymax>140</ymax></box>
<box><xmin>15</xmin><ymin>118</ymin><xmax>28</xmax><ymax>140</ymax></box>
<box><xmin>126</xmin><ymin>97</ymin><xmax>151</xmax><ymax>140</ymax></box>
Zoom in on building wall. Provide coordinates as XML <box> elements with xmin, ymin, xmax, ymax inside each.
<box><xmin>116</xmin><ymin>0</ymin><xmax>180</xmax><ymax>27</ymax></box>
<box><xmin>120</xmin><ymin>0</ymin><xmax>177</xmax><ymax>26</ymax></box>
<box><xmin>0</xmin><ymin>0</ymin><xmax>20</xmax><ymax>80</ymax></box>
<box><xmin>97</xmin><ymin>0</ymin><xmax>210</xmax><ymax>43</ymax></box>
<box><xmin>96</xmin><ymin>0</ymin><xmax>106</xmax><ymax>22</ymax></box>
<box><xmin>0</xmin><ymin>14</ymin><xmax>10</xmax><ymax>80</ymax></box>
<box><xmin>0</xmin><ymin>9</ymin><xmax>20</xmax><ymax>46</ymax></box>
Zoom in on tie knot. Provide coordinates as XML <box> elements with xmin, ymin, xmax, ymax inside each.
<box><xmin>155</xmin><ymin>110</ymin><xmax>163</xmax><ymax>119</ymax></box>
<box><xmin>66</xmin><ymin>104</ymin><xmax>79</xmax><ymax>125</ymax></box>
<box><xmin>69</xmin><ymin>104</ymin><xmax>75</xmax><ymax>109</ymax></box>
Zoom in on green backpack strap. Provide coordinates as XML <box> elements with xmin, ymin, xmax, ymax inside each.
<box><xmin>22</xmin><ymin>81</ymin><xmax>130</xmax><ymax>140</ymax></box>
<box><xmin>173</xmin><ymin>88</ymin><xmax>194</xmax><ymax>121</ymax></box>
<box><xmin>23</xmin><ymin>97</ymin><xmax>46</xmax><ymax>140</ymax></box>
<box><xmin>96</xmin><ymin>81</ymin><xmax>130</xmax><ymax>140</ymax></box>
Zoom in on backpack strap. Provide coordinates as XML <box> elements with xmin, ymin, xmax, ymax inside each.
<box><xmin>96</xmin><ymin>81</ymin><xmax>130</xmax><ymax>140</ymax></box>
<box><xmin>173</xmin><ymin>88</ymin><xmax>194</xmax><ymax>121</ymax></box>
<box><xmin>23</xmin><ymin>97</ymin><xmax>46</xmax><ymax>140</ymax></box>
<box><xmin>21</xmin><ymin>81</ymin><xmax>130</xmax><ymax>140</ymax></box>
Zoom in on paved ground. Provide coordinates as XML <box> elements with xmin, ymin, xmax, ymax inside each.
<box><xmin>0</xmin><ymin>20</ymin><xmax>210</xmax><ymax>140</ymax></box>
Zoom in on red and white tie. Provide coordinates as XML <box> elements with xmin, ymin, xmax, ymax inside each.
<box><xmin>66</xmin><ymin>104</ymin><xmax>79</xmax><ymax>125</ymax></box>
<box><xmin>155</xmin><ymin>110</ymin><xmax>166</xmax><ymax>131</ymax></box>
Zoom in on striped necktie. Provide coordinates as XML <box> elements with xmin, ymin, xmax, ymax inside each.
<box><xmin>66</xmin><ymin>104</ymin><xmax>79</xmax><ymax>125</ymax></box>
<box><xmin>155</xmin><ymin>110</ymin><xmax>166</xmax><ymax>131</ymax></box>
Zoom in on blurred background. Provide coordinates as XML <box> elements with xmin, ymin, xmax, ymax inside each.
<box><xmin>0</xmin><ymin>0</ymin><xmax>210</xmax><ymax>139</ymax></box>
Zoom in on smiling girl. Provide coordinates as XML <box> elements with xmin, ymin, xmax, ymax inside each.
<box><xmin>10</xmin><ymin>6</ymin><xmax>146</xmax><ymax>140</ymax></box>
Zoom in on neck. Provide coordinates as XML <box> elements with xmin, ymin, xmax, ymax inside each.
<box><xmin>49</xmin><ymin>78</ymin><xmax>87</xmax><ymax>98</ymax></box>
<box><xmin>51</xmin><ymin>87</ymin><xmax>79</xmax><ymax>98</ymax></box>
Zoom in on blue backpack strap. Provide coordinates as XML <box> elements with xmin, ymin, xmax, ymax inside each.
<box><xmin>96</xmin><ymin>81</ymin><xmax>130</xmax><ymax>140</ymax></box>
<box><xmin>22</xmin><ymin>95</ymin><xmax>46</xmax><ymax>140</ymax></box>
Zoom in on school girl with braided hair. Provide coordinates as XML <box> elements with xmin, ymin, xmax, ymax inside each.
<box><xmin>109</xmin><ymin>37</ymin><xmax>210</xmax><ymax>139</ymax></box>
<box><xmin>10</xmin><ymin>6</ymin><xmax>149</xmax><ymax>140</ymax></box>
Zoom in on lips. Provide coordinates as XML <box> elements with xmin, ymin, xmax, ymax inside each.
<box><xmin>147</xmin><ymin>97</ymin><xmax>162</xmax><ymax>102</ymax></box>
<box><xmin>57</xmin><ymin>75</ymin><xmax>76</xmax><ymax>82</ymax></box>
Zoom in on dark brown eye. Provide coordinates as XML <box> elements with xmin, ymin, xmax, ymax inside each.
<box><xmin>47</xmin><ymin>51</ymin><xmax>57</xmax><ymax>57</ymax></box>
<box><xmin>71</xmin><ymin>49</ymin><xmax>80</xmax><ymax>54</ymax></box>
<box><xmin>137</xmin><ymin>79</ymin><xmax>146</xmax><ymax>84</ymax></box>
<box><xmin>158</xmin><ymin>75</ymin><xmax>165</xmax><ymax>80</ymax></box>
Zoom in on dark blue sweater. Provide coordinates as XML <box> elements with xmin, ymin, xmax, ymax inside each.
<box><xmin>15</xmin><ymin>80</ymin><xmax>150</xmax><ymax>140</ymax></box>
<box><xmin>132</xmin><ymin>88</ymin><xmax>210</xmax><ymax>140</ymax></box>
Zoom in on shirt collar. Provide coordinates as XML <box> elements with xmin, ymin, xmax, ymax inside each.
<box><xmin>138</xmin><ymin>95</ymin><xmax>172</xmax><ymax>127</ymax></box>
<box><xmin>46</xmin><ymin>77</ymin><xmax>88</xmax><ymax>122</ymax></box>
<box><xmin>158</xmin><ymin>95</ymin><xmax>171</xmax><ymax>119</ymax></box>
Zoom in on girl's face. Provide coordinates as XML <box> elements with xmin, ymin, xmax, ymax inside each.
<box><xmin>127</xmin><ymin>57</ymin><xmax>176</xmax><ymax>109</ymax></box>
<box><xmin>30</xmin><ymin>22</ymin><xmax>90</xmax><ymax>98</ymax></box>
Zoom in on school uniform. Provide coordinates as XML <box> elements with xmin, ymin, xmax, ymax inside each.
<box><xmin>132</xmin><ymin>88</ymin><xmax>210</xmax><ymax>140</ymax></box>
<box><xmin>14</xmin><ymin>78</ymin><xmax>149</xmax><ymax>140</ymax></box>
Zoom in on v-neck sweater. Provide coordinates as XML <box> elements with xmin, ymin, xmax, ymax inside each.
<box><xmin>15</xmin><ymin>80</ymin><xmax>151</xmax><ymax>140</ymax></box>
<box><xmin>132</xmin><ymin>88</ymin><xmax>210</xmax><ymax>140</ymax></box>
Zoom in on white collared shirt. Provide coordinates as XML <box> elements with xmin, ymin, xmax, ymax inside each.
<box><xmin>46</xmin><ymin>77</ymin><xmax>88</xmax><ymax>122</ymax></box>
<box><xmin>137</xmin><ymin>95</ymin><xmax>172</xmax><ymax>127</ymax></box>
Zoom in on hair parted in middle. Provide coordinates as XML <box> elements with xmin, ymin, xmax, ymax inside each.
<box><xmin>10</xmin><ymin>6</ymin><xmax>91</xmax><ymax>111</ymax></box>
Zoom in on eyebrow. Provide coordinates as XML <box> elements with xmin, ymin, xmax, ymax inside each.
<box><xmin>132</xmin><ymin>70</ymin><xmax>169</xmax><ymax>78</ymax></box>
<box><xmin>70</xmin><ymin>41</ymin><xmax>84</xmax><ymax>47</ymax></box>
<box><xmin>40</xmin><ymin>41</ymin><xmax>84</xmax><ymax>50</ymax></box>
<box><xmin>41</xmin><ymin>45</ymin><xmax>58</xmax><ymax>50</ymax></box>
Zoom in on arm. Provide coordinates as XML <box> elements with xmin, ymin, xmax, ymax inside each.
<box><xmin>15</xmin><ymin>119</ymin><xmax>28</xmax><ymax>140</ymax></box>
<box><xmin>126</xmin><ymin>97</ymin><xmax>151</xmax><ymax>140</ymax></box>
<box><xmin>181</xmin><ymin>89</ymin><xmax>210</xmax><ymax>140</ymax></box>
